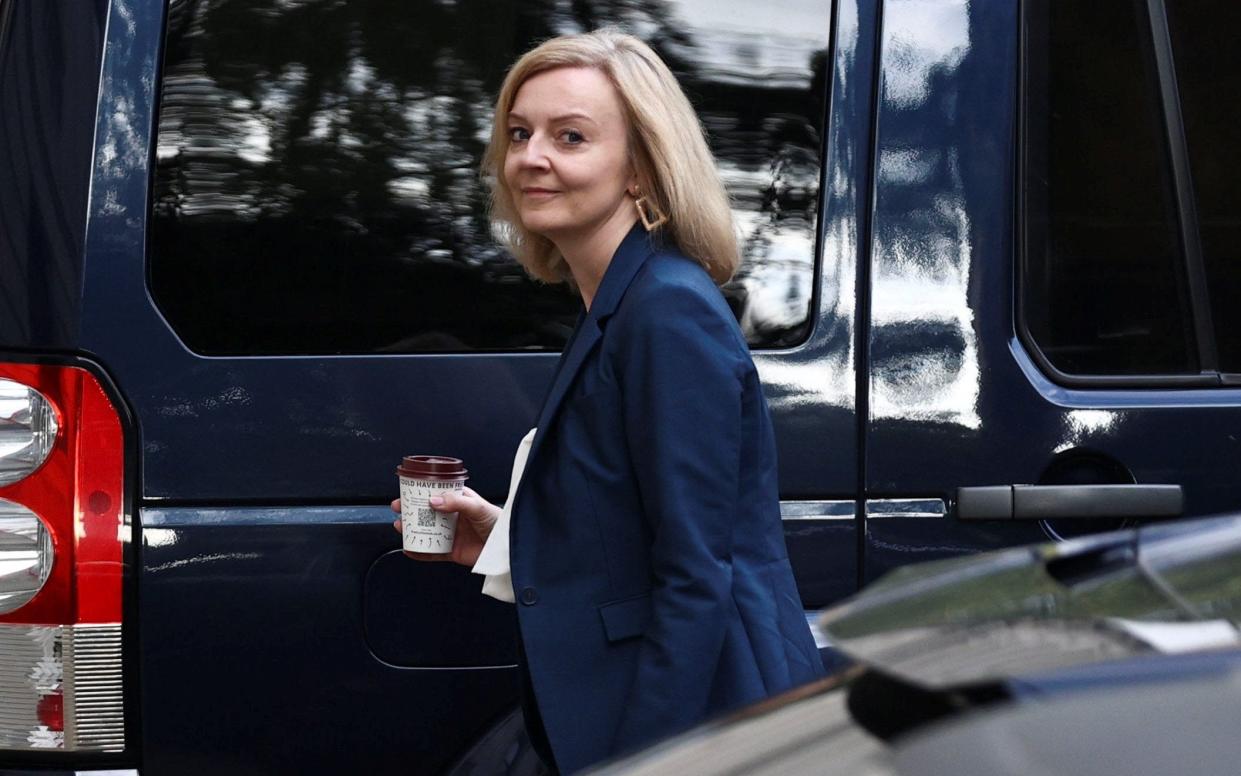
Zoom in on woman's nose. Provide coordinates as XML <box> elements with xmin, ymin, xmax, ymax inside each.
<box><xmin>515</xmin><ymin>132</ymin><xmax>552</xmax><ymax>170</ymax></box>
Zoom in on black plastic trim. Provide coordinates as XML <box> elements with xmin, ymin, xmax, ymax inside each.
<box><xmin>1145</xmin><ymin>0</ymin><xmax>1217</xmax><ymax>374</ymax></box>
<box><xmin>958</xmin><ymin>484</ymin><xmax>1183</xmax><ymax>521</ymax></box>
<box><xmin>854</xmin><ymin>0</ymin><xmax>885</xmax><ymax>591</ymax></box>
<box><xmin>957</xmin><ymin>486</ymin><xmax>1014</xmax><ymax>521</ymax></box>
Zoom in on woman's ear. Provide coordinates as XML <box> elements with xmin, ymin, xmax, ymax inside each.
<box><xmin>626</xmin><ymin>159</ymin><xmax>642</xmax><ymax>197</ymax></box>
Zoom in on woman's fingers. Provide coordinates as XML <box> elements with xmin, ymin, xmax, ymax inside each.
<box><xmin>428</xmin><ymin>490</ymin><xmax>467</xmax><ymax>511</ymax></box>
<box><xmin>429</xmin><ymin>490</ymin><xmax>497</xmax><ymax>527</ymax></box>
<box><xmin>394</xmin><ymin>488</ymin><xmax>500</xmax><ymax>563</ymax></box>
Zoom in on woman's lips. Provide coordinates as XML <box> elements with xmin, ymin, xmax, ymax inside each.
<box><xmin>521</xmin><ymin>187</ymin><xmax>559</xmax><ymax>199</ymax></box>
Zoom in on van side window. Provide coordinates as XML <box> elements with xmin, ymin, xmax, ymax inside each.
<box><xmin>1021</xmin><ymin>0</ymin><xmax>1196</xmax><ymax>377</ymax></box>
<box><xmin>1164</xmin><ymin>1</ymin><xmax>1241</xmax><ymax>374</ymax></box>
<box><xmin>148</xmin><ymin>2</ymin><xmax>830</xmax><ymax>356</ymax></box>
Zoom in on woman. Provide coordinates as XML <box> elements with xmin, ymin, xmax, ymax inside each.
<box><xmin>394</xmin><ymin>29</ymin><xmax>826</xmax><ymax>775</ymax></box>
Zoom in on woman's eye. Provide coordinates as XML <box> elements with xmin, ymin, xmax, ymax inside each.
<box><xmin>560</xmin><ymin>130</ymin><xmax>585</xmax><ymax>144</ymax></box>
<box><xmin>508</xmin><ymin>127</ymin><xmax>530</xmax><ymax>142</ymax></box>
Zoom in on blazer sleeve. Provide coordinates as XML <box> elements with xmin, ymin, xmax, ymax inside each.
<box><xmin>609</xmin><ymin>281</ymin><xmax>747</xmax><ymax>755</ymax></box>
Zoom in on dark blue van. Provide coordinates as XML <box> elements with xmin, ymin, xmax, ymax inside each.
<box><xmin>1</xmin><ymin>0</ymin><xmax>1238</xmax><ymax>773</ymax></box>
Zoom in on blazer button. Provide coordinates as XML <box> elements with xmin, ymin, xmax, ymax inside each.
<box><xmin>519</xmin><ymin>587</ymin><xmax>539</xmax><ymax>606</ymax></box>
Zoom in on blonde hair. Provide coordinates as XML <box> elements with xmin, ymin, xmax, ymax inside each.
<box><xmin>482</xmin><ymin>29</ymin><xmax>739</xmax><ymax>285</ymax></box>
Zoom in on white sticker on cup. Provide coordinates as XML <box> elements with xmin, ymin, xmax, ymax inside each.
<box><xmin>399</xmin><ymin>476</ymin><xmax>463</xmax><ymax>554</ymax></box>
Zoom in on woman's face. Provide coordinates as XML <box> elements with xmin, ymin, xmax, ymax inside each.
<box><xmin>503</xmin><ymin>66</ymin><xmax>636</xmax><ymax>244</ymax></box>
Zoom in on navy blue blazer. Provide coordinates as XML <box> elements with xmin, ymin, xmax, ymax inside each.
<box><xmin>509</xmin><ymin>223</ymin><xmax>826</xmax><ymax>774</ymax></box>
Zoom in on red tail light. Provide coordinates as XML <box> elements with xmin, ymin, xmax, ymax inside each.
<box><xmin>0</xmin><ymin>362</ymin><xmax>126</xmax><ymax>751</ymax></box>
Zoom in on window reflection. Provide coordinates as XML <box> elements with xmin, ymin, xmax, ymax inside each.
<box><xmin>150</xmin><ymin>0</ymin><xmax>830</xmax><ymax>355</ymax></box>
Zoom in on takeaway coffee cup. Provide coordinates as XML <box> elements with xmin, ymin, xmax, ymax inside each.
<box><xmin>397</xmin><ymin>456</ymin><xmax>468</xmax><ymax>554</ymax></box>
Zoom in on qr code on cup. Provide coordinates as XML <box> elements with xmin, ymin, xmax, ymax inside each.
<box><xmin>416</xmin><ymin>507</ymin><xmax>437</xmax><ymax>528</ymax></box>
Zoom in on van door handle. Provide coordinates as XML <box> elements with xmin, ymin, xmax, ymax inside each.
<box><xmin>956</xmin><ymin>484</ymin><xmax>1183</xmax><ymax>521</ymax></box>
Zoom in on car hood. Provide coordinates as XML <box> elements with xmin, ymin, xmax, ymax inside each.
<box><xmin>819</xmin><ymin>514</ymin><xmax>1241</xmax><ymax>688</ymax></box>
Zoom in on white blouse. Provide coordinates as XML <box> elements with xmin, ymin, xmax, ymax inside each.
<box><xmin>470</xmin><ymin>427</ymin><xmax>536</xmax><ymax>603</ymax></box>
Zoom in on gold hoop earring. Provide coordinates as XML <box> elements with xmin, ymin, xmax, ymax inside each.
<box><xmin>633</xmin><ymin>194</ymin><xmax>668</xmax><ymax>231</ymax></box>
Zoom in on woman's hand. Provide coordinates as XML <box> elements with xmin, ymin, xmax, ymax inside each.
<box><xmin>391</xmin><ymin>486</ymin><xmax>502</xmax><ymax>567</ymax></box>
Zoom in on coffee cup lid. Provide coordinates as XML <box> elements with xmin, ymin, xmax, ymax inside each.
<box><xmin>397</xmin><ymin>455</ymin><xmax>468</xmax><ymax>479</ymax></box>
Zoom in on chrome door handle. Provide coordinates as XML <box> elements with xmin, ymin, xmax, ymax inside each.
<box><xmin>956</xmin><ymin>484</ymin><xmax>1183</xmax><ymax>521</ymax></box>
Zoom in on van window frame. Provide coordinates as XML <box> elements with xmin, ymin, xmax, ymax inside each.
<box><xmin>141</xmin><ymin>4</ymin><xmax>831</xmax><ymax>358</ymax></box>
<box><xmin>1015</xmin><ymin>0</ymin><xmax>1237</xmax><ymax>388</ymax></box>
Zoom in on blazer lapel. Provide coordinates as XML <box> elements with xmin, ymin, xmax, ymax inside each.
<box><xmin>525</xmin><ymin>223</ymin><xmax>658</xmax><ymax>470</ymax></box>
<box><xmin>531</xmin><ymin>316</ymin><xmax>602</xmax><ymax>447</ymax></box>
